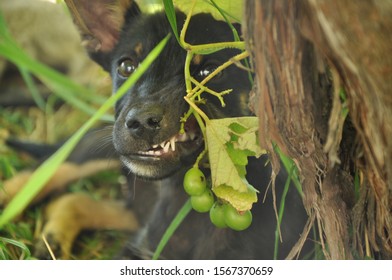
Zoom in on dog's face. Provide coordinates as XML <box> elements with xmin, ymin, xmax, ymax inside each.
<box><xmin>70</xmin><ymin>2</ymin><xmax>251</xmax><ymax>179</ymax></box>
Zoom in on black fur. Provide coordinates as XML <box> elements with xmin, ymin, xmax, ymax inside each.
<box><xmin>77</xmin><ymin>3</ymin><xmax>311</xmax><ymax>259</ymax></box>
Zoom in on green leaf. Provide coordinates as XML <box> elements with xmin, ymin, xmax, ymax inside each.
<box><xmin>229</xmin><ymin>122</ymin><xmax>248</xmax><ymax>134</ymax></box>
<box><xmin>226</xmin><ymin>142</ymin><xmax>248</xmax><ymax>166</ymax></box>
<box><xmin>235</xmin><ymin>130</ymin><xmax>262</xmax><ymax>155</ymax></box>
<box><xmin>206</xmin><ymin>120</ymin><xmax>248</xmax><ymax>192</ymax></box>
<box><xmin>205</xmin><ymin>117</ymin><xmax>264</xmax><ymax>211</ymax></box>
<box><xmin>213</xmin><ymin>117</ymin><xmax>265</xmax><ymax>156</ymax></box>
<box><xmin>235</xmin><ymin>164</ymin><xmax>247</xmax><ymax>178</ymax></box>
<box><xmin>173</xmin><ymin>0</ymin><xmax>243</xmax><ymax>23</ymax></box>
<box><xmin>214</xmin><ymin>184</ymin><xmax>257</xmax><ymax>211</ymax></box>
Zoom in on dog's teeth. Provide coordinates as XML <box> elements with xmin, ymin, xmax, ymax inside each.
<box><xmin>163</xmin><ymin>141</ymin><xmax>170</xmax><ymax>153</ymax></box>
<box><xmin>170</xmin><ymin>138</ymin><xmax>176</xmax><ymax>151</ymax></box>
<box><xmin>152</xmin><ymin>144</ymin><xmax>159</xmax><ymax>149</ymax></box>
<box><xmin>189</xmin><ymin>132</ymin><xmax>196</xmax><ymax>141</ymax></box>
<box><xmin>160</xmin><ymin>142</ymin><xmax>166</xmax><ymax>149</ymax></box>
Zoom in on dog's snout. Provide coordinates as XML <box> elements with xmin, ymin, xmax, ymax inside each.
<box><xmin>125</xmin><ymin>107</ymin><xmax>163</xmax><ymax>138</ymax></box>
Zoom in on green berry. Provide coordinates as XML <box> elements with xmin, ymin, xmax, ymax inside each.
<box><xmin>224</xmin><ymin>204</ymin><xmax>252</xmax><ymax>231</ymax></box>
<box><xmin>209</xmin><ymin>202</ymin><xmax>227</xmax><ymax>228</ymax></box>
<box><xmin>183</xmin><ymin>167</ymin><xmax>207</xmax><ymax>196</ymax></box>
<box><xmin>191</xmin><ymin>189</ymin><xmax>214</xmax><ymax>213</ymax></box>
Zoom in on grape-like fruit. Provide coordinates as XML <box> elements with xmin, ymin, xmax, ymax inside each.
<box><xmin>191</xmin><ymin>189</ymin><xmax>214</xmax><ymax>213</ymax></box>
<box><xmin>209</xmin><ymin>202</ymin><xmax>227</xmax><ymax>228</ymax></box>
<box><xmin>224</xmin><ymin>204</ymin><xmax>252</xmax><ymax>231</ymax></box>
<box><xmin>183</xmin><ymin>167</ymin><xmax>207</xmax><ymax>196</ymax></box>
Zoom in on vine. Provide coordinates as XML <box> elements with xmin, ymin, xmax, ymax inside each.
<box><xmin>165</xmin><ymin>0</ymin><xmax>264</xmax><ymax>219</ymax></box>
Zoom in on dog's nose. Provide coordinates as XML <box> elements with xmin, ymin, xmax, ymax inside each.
<box><xmin>125</xmin><ymin>107</ymin><xmax>163</xmax><ymax>138</ymax></box>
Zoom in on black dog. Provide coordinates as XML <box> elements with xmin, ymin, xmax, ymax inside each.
<box><xmin>5</xmin><ymin>0</ymin><xmax>310</xmax><ymax>259</ymax></box>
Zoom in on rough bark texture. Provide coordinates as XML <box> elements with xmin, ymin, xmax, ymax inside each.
<box><xmin>244</xmin><ymin>0</ymin><xmax>392</xmax><ymax>259</ymax></box>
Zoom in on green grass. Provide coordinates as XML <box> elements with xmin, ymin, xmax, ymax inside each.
<box><xmin>152</xmin><ymin>199</ymin><xmax>193</xmax><ymax>260</ymax></box>
<box><xmin>0</xmin><ymin>8</ymin><xmax>168</xmax><ymax>259</ymax></box>
<box><xmin>0</xmin><ymin>236</ymin><xmax>33</xmax><ymax>260</ymax></box>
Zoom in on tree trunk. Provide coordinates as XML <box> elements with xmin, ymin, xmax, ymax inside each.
<box><xmin>244</xmin><ymin>0</ymin><xmax>392</xmax><ymax>259</ymax></box>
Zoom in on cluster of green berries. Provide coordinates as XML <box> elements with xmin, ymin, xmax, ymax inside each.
<box><xmin>183</xmin><ymin>167</ymin><xmax>252</xmax><ymax>231</ymax></box>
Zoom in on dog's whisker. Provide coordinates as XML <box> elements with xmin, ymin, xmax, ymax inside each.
<box><xmin>84</xmin><ymin>127</ymin><xmax>115</xmax><ymax>156</ymax></box>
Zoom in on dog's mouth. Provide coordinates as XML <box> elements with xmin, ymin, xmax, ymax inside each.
<box><xmin>132</xmin><ymin>116</ymin><xmax>203</xmax><ymax>160</ymax></box>
<box><xmin>117</xmin><ymin>115</ymin><xmax>204</xmax><ymax>178</ymax></box>
<box><xmin>137</xmin><ymin>129</ymin><xmax>201</xmax><ymax>157</ymax></box>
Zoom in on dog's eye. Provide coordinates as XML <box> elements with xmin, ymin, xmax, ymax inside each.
<box><xmin>117</xmin><ymin>58</ymin><xmax>138</xmax><ymax>78</ymax></box>
<box><xmin>197</xmin><ymin>64</ymin><xmax>222</xmax><ymax>80</ymax></box>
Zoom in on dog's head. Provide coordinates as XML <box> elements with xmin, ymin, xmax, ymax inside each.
<box><xmin>66</xmin><ymin>0</ymin><xmax>251</xmax><ymax>179</ymax></box>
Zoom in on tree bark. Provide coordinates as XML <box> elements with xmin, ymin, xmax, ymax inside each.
<box><xmin>244</xmin><ymin>0</ymin><xmax>392</xmax><ymax>259</ymax></box>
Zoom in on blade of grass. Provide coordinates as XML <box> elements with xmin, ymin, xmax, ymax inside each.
<box><xmin>273</xmin><ymin>165</ymin><xmax>294</xmax><ymax>260</ymax></box>
<box><xmin>0</xmin><ymin>12</ymin><xmax>109</xmax><ymax>119</ymax></box>
<box><xmin>163</xmin><ymin>0</ymin><xmax>180</xmax><ymax>44</ymax></box>
<box><xmin>0</xmin><ymin>10</ymin><xmax>11</xmax><ymax>39</ymax></box>
<box><xmin>208</xmin><ymin>0</ymin><xmax>242</xmax><ymax>23</ymax></box>
<box><xmin>274</xmin><ymin>144</ymin><xmax>303</xmax><ymax>197</ymax></box>
<box><xmin>0</xmin><ymin>35</ymin><xmax>170</xmax><ymax>229</ymax></box>
<box><xmin>0</xmin><ymin>42</ymin><xmax>111</xmax><ymax>121</ymax></box>
<box><xmin>152</xmin><ymin>199</ymin><xmax>192</xmax><ymax>260</ymax></box>
<box><xmin>0</xmin><ymin>13</ymin><xmax>45</xmax><ymax>111</ymax></box>
<box><xmin>209</xmin><ymin>0</ymin><xmax>240</xmax><ymax>41</ymax></box>
<box><xmin>0</xmin><ymin>246</ymin><xmax>8</xmax><ymax>260</ymax></box>
<box><xmin>0</xmin><ymin>157</ymin><xmax>15</xmax><ymax>179</ymax></box>
<box><xmin>208</xmin><ymin>0</ymin><xmax>253</xmax><ymax>85</ymax></box>
<box><xmin>18</xmin><ymin>67</ymin><xmax>46</xmax><ymax>111</ymax></box>
<box><xmin>272</xmin><ymin>144</ymin><xmax>303</xmax><ymax>259</ymax></box>
<box><xmin>0</xmin><ymin>237</ymin><xmax>32</xmax><ymax>259</ymax></box>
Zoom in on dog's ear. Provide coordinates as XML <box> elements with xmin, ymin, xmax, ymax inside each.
<box><xmin>64</xmin><ymin>0</ymin><xmax>140</xmax><ymax>70</ymax></box>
